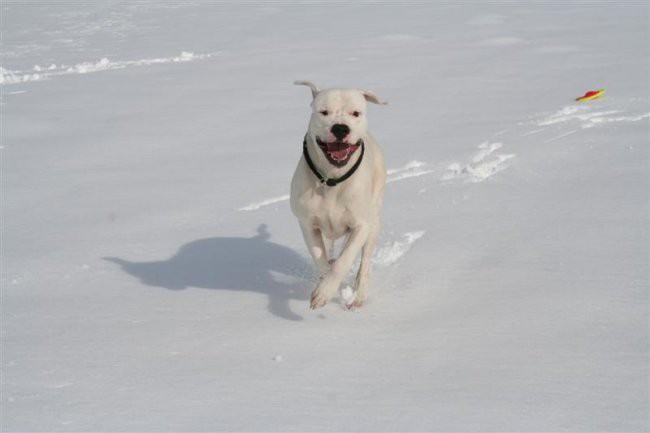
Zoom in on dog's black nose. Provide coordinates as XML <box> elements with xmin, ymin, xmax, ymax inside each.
<box><xmin>331</xmin><ymin>124</ymin><xmax>350</xmax><ymax>140</ymax></box>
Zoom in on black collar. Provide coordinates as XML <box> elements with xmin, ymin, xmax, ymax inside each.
<box><xmin>302</xmin><ymin>135</ymin><xmax>364</xmax><ymax>187</ymax></box>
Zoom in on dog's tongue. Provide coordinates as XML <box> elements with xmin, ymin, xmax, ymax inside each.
<box><xmin>331</xmin><ymin>149</ymin><xmax>350</xmax><ymax>160</ymax></box>
<box><xmin>327</xmin><ymin>142</ymin><xmax>356</xmax><ymax>161</ymax></box>
<box><xmin>325</xmin><ymin>142</ymin><xmax>348</xmax><ymax>152</ymax></box>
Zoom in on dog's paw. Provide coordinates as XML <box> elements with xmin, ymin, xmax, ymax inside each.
<box><xmin>310</xmin><ymin>276</ymin><xmax>338</xmax><ymax>309</ymax></box>
<box><xmin>345</xmin><ymin>296</ymin><xmax>366</xmax><ymax>310</ymax></box>
<box><xmin>310</xmin><ymin>290</ymin><xmax>331</xmax><ymax>309</ymax></box>
<box><xmin>341</xmin><ymin>286</ymin><xmax>364</xmax><ymax>310</ymax></box>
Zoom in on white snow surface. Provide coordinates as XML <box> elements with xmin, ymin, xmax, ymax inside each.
<box><xmin>0</xmin><ymin>51</ymin><xmax>217</xmax><ymax>84</ymax></box>
<box><xmin>2</xmin><ymin>2</ymin><xmax>648</xmax><ymax>432</ymax></box>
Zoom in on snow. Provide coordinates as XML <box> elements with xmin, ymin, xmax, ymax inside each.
<box><xmin>238</xmin><ymin>194</ymin><xmax>291</xmax><ymax>212</ymax></box>
<box><xmin>442</xmin><ymin>141</ymin><xmax>516</xmax><ymax>183</ymax></box>
<box><xmin>0</xmin><ymin>51</ymin><xmax>217</xmax><ymax>84</ymax></box>
<box><xmin>537</xmin><ymin>104</ymin><xmax>650</xmax><ymax>129</ymax></box>
<box><xmin>386</xmin><ymin>160</ymin><xmax>435</xmax><ymax>183</ymax></box>
<box><xmin>2</xmin><ymin>2</ymin><xmax>648</xmax><ymax>432</ymax></box>
<box><xmin>373</xmin><ymin>231</ymin><xmax>426</xmax><ymax>267</ymax></box>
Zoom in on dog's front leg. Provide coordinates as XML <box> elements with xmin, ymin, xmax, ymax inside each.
<box><xmin>310</xmin><ymin>224</ymin><xmax>369</xmax><ymax>309</ymax></box>
<box><xmin>299</xmin><ymin>223</ymin><xmax>330</xmax><ymax>275</ymax></box>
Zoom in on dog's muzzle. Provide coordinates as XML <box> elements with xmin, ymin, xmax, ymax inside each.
<box><xmin>303</xmin><ymin>135</ymin><xmax>365</xmax><ymax>187</ymax></box>
<box><xmin>316</xmin><ymin>137</ymin><xmax>363</xmax><ymax>167</ymax></box>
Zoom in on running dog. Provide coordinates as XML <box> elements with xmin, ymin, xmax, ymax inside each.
<box><xmin>290</xmin><ymin>80</ymin><xmax>387</xmax><ymax>309</ymax></box>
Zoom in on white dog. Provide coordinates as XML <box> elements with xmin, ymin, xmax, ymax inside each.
<box><xmin>290</xmin><ymin>80</ymin><xmax>387</xmax><ymax>309</ymax></box>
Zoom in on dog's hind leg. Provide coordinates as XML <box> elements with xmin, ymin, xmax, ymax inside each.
<box><xmin>299</xmin><ymin>223</ymin><xmax>330</xmax><ymax>275</ymax></box>
<box><xmin>310</xmin><ymin>225</ymin><xmax>369</xmax><ymax>309</ymax></box>
<box><xmin>347</xmin><ymin>223</ymin><xmax>379</xmax><ymax>309</ymax></box>
<box><xmin>324</xmin><ymin>234</ymin><xmax>335</xmax><ymax>265</ymax></box>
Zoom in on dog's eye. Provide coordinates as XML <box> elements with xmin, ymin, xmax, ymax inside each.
<box><xmin>352</xmin><ymin>111</ymin><xmax>361</xmax><ymax>118</ymax></box>
<box><xmin>319</xmin><ymin>110</ymin><xmax>329</xmax><ymax>116</ymax></box>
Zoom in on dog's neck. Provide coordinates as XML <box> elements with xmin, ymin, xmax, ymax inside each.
<box><xmin>304</xmin><ymin>133</ymin><xmax>364</xmax><ymax>181</ymax></box>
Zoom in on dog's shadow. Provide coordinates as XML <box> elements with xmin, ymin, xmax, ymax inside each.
<box><xmin>104</xmin><ymin>224</ymin><xmax>313</xmax><ymax>321</ymax></box>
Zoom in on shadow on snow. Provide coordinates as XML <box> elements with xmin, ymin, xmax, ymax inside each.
<box><xmin>104</xmin><ymin>224</ymin><xmax>313</xmax><ymax>321</ymax></box>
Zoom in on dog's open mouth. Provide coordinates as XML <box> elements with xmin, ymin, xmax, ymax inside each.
<box><xmin>316</xmin><ymin>137</ymin><xmax>363</xmax><ymax>167</ymax></box>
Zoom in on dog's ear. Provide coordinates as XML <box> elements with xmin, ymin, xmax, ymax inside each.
<box><xmin>361</xmin><ymin>90</ymin><xmax>388</xmax><ymax>105</ymax></box>
<box><xmin>294</xmin><ymin>80</ymin><xmax>320</xmax><ymax>99</ymax></box>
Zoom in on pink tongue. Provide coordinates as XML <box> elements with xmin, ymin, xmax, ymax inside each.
<box><xmin>331</xmin><ymin>148</ymin><xmax>350</xmax><ymax>160</ymax></box>
<box><xmin>326</xmin><ymin>142</ymin><xmax>358</xmax><ymax>161</ymax></box>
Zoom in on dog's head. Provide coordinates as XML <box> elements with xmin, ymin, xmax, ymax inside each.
<box><xmin>295</xmin><ymin>80</ymin><xmax>387</xmax><ymax>167</ymax></box>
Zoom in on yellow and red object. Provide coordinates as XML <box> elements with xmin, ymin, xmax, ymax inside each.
<box><xmin>575</xmin><ymin>89</ymin><xmax>605</xmax><ymax>102</ymax></box>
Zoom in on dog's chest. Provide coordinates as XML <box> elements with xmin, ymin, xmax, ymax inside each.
<box><xmin>297</xmin><ymin>188</ymin><xmax>358</xmax><ymax>239</ymax></box>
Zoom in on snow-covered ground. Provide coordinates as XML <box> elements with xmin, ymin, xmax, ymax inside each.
<box><xmin>2</xmin><ymin>2</ymin><xmax>648</xmax><ymax>432</ymax></box>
